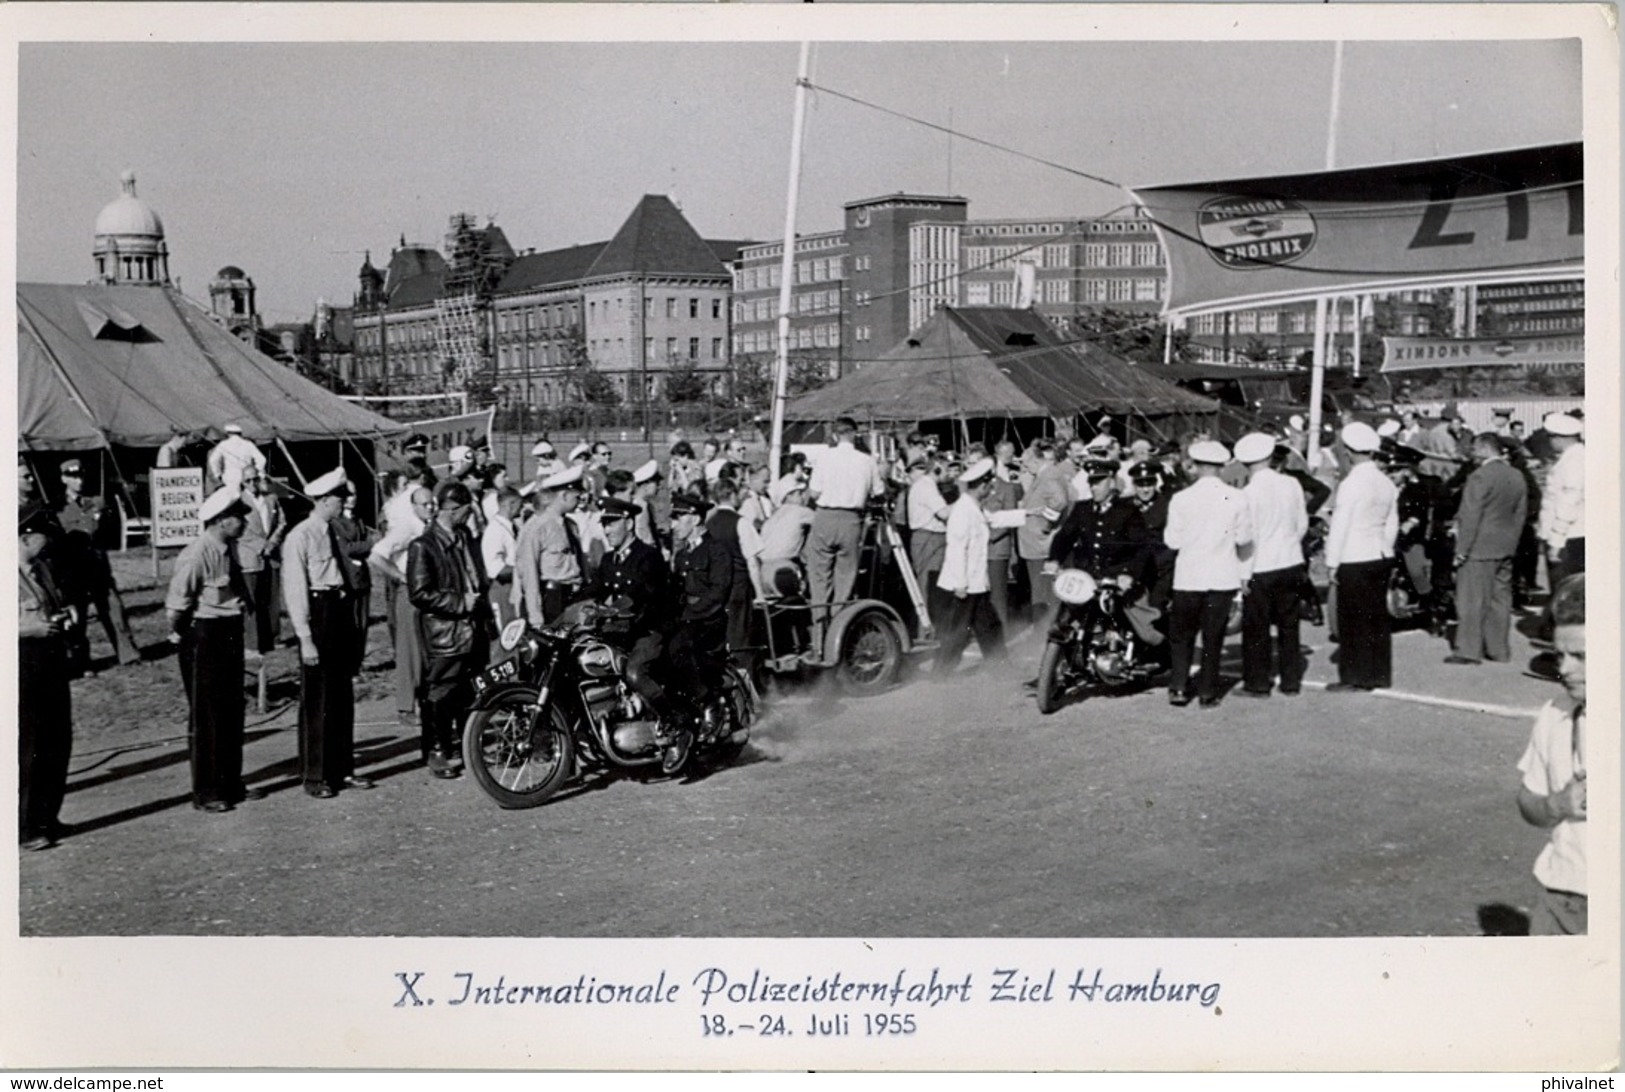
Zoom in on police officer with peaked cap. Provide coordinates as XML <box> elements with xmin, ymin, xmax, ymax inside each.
<box><xmin>18</xmin><ymin>504</ymin><xmax>75</xmax><ymax>850</ymax></box>
<box><xmin>1164</xmin><ymin>440</ymin><xmax>1254</xmax><ymax>707</ymax></box>
<box><xmin>1325</xmin><ymin>421</ymin><xmax>1399</xmax><ymax>691</ymax></box>
<box><xmin>282</xmin><ymin>469</ymin><xmax>375</xmax><ymax>798</ymax></box>
<box><xmin>165</xmin><ymin>486</ymin><xmax>260</xmax><ymax>811</ymax></box>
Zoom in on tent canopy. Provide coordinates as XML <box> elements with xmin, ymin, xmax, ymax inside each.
<box><xmin>782</xmin><ymin>306</ymin><xmax>1218</xmax><ymax>424</ymax></box>
<box><xmin>19</xmin><ymin>282</ymin><xmax>406</xmax><ymax>451</ymax></box>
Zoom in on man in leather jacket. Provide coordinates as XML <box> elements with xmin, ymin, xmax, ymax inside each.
<box><xmin>407</xmin><ymin>482</ymin><xmax>491</xmax><ymax>779</ymax></box>
<box><xmin>583</xmin><ymin>497</ymin><xmax>679</xmax><ymax>733</ymax></box>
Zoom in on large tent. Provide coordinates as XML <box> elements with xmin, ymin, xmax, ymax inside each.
<box><xmin>19</xmin><ymin>283</ymin><xmax>407</xmax><ymax>519</ymax></box>
<box><xmin>782</xmin><ymin>305</ymin><xmax>1218</xmax><ymax>442</ymax></box>
<box><xmin>19</xmin><ymin>283</ymin><xmax>404</xmax><ymax>451</ymax></box>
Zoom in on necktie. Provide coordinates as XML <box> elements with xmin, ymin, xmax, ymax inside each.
<box><xmin>328</xmin><ymin>524</ymin><xmax>355</xmax><ymax>593</ymax></box>
<box><xmin>563</xmin><ymin>517</ymin><xmax>587</xmax><ymax>579</ymax></box>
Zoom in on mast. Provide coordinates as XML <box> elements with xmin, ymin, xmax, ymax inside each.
<box><xmin>769</xmin><ymin>42</ymin><xmax>813</xmax><ymax>482</ymax></box>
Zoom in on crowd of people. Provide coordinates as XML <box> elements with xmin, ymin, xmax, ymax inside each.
<box><xmin>18</xmin><ymin>400</ymin><xmax>1588</xmax><ymax>938</ymax></box>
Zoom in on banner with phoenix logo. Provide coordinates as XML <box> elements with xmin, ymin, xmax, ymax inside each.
<box><xmin>1132</xmin><ymin>142</ymin><xmax>1584</xmax><ymax>314</ymax></box>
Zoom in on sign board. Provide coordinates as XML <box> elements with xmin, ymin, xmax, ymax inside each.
<box><xmin>1133</xmin><ymin>142</ymin><xmax>1584</xmax><ymax>314</ymax></box>
<box><xmin>374</xmin><ymin>408</ymin><xmax>496</xmax><ymax>471</ymax></box>
<box><xmin>1381</xmin><ymin>334</ymin><xmax>1586</xmax><ymax>373</ymax></box>
<box><xmin>150</xmin><ymin>467</ymin><xmax>204</xmax><ymax>547</ymax></box>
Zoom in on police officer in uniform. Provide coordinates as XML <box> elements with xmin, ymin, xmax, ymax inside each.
<box><xmin>19</xmin><ymin>504</ymin><xmax>75</xmax><ymax>851</ymax></box>
<box><xmin>1047</xmin><ymin>458</ymin><xmax>1151</xmax><ymax>589</ymax></box>
<box><xmin>165</xmin><ymin>487</ymin><xmax>261</xmax><ymax>812</ymax></box>
<box><xmin>1127</xmin><ymin>460</ymin><xmax>1174</xmax><ymax>611</ymax></box>
<box><xmin>1325</xmin><ymin>422</ymin><xmax>1399</xmax><ymax>692</ymax></box>
<box><xmin>55</xmin><ymin>457</ymin><xmax>140</xmax><ymax>669</ymax></box>
<box><xmin>585</xmin><ymin>496</ymin><xmax>678</xmax><ymax>727</ymax></box>
<box><xmin>1164</xmin><ymin>440</ymin><xmax>1254</xmax><ymax>708</ymax></box>
<box><xmin>663</xmin><ymin>493</ymin><xmax>734</xmax><ymax>774</ymax></box>
<box><xmin>282</xmin><ymin>469</ymin><xmax>375</xmax><ymax>798</ymax></box>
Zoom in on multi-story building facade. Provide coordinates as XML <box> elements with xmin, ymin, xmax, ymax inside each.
<box><xmin>352</xmin><ymin>196</ymin><xmax>749</xmax><ymax>407</ymax></box>
<box><xmin>844</xmin><ymin>193</ymin><xmax>968</xmax><ymax>366</ymax></box>
<box><xmin>731</xmin><ymin>229</ymin><xmax>847</xmax><ymax>382</ymax></box>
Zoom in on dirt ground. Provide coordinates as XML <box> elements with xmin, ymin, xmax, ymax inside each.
<box><xmin>20</xmin><ymin>558</ymin><xmax>1562</xmax><ymax>938</ymax></box>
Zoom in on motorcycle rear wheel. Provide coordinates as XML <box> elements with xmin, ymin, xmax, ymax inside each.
<box><xmin>1035</xmin><ymin>640</ymin><xmax>1069</xmax><ymax>715</ymax></box>
<box><xmin>463</xmin><ymin>695</ymin><xmax>574</xmax><ymax>809</ymax></box>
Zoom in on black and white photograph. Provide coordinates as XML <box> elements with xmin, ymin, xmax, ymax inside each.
<box><xmin>3</xmin><ymin>3</ymin><xmax>1619</xmax><ymax>1074</ymax></box>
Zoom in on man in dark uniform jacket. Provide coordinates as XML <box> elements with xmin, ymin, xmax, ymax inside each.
<box><xmin>55</xmin><ymin>457</ymin><xmax>140</xmax><ymax>669</ymax></box>
<box><xmin>1125</xmin><ymin>460</ymin><xmax>1173</xmax><ymax>610</ymax></box>
<box><xmin>703</xmin><ymin>477</ymin><xmax>755</xmax><ymax>670</ymax></box>
<box><xmin>661</xmin><ymin>492</ymin><xmax>734</xmax><ymax>773</ymax></box>
<box><xmin>18</xmin><ymin>504</ymin><xmax>76</xmax><ymax>851</ymax></box>
<box><xmin>585</xmin><ymin>496</ymin><xmax>677</xmax><ymax>725</ymax></box>
<box><xmin>1048</xmin><ymin>458</ymin><xmax>1158</xmax><ymax>648</ymax></box>
<box><xmin>407</xmin><ymin>482</ymin><xmax>490</xmax><ymax>779</ymax></box>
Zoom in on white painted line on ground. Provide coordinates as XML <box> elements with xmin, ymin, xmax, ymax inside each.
<box><xmin>1297</xmin><ymin>679</ymin><xmax>1542</xmax><ymax>720</ymax></box>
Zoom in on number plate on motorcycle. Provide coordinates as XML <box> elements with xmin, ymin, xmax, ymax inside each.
<box><xmin>474</xmin><ymin>658</ymin><xmax>518</xmax><ymax>693</ymax></box>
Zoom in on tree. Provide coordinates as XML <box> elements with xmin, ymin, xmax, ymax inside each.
<box><xmin>731</xmin><ymin>354</ymin><xmax>773</xmax><ymax>411</ymax></box>
<box><xmin>663</xmin><ymin>358</ymin><xmax>709</xmax><ymax>404</ymax></box>
<box><xmin>1066</xmin><ymin>308</ymin><xmax>1194</xmax><ymax>365</ymax></box>
<box><xmin>558</xmin><ymin>326</ymin><xmax>620</xmax><ymax>407</ymax></box>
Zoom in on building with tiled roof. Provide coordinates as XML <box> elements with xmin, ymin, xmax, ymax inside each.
<box><xmin>353</xmin><ymin>195</ymin><xmax>753</xmax><ymax>405</ymax></box>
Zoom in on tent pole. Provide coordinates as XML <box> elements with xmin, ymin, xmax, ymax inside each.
<box><xmin>1307</xmin><ymin>297</ymin><xmax>1328</xmax><ymax>468</ymax></box>
<box><xmin>768</xmin><ymin>41</ymin><xmax>813</xmax><ymax>482</ymax></box>
<box><xmin>276</xmin><ymin>436</ymin><xmax>311</xmax><ymax>493</ymax></box>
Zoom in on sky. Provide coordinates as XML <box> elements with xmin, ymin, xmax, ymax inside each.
<box><xmin>16</xmin><ymin>33</ymin><xmax>1582</xmax><ymax>327</ymax></box>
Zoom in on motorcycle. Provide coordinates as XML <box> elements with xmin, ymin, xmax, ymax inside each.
<box><xmin>1034</xmin><ymin>569</ymin><xmax>1165</xmax><ymax>715</ymax></box>
<box><xmin>461</xmin><ymin>601</ymin><xmax>756</xmax><ymax>809</ymax></box>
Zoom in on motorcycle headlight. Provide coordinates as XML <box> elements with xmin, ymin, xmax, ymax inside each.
<box><xmin>1053</xmin><ymin>568</ymin><xmax>1098</xmax><ymax>606</ymax></box>
<box><xmin>498</xmin><ymin>618</ymin><xmax>529</xmax><ymax>652</ymax></box>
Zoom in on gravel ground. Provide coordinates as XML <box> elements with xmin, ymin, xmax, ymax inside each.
<box><xmin>21</xmin><ymin>567</ymin><xmax>1561</xmax><ymax>938</ymax></box>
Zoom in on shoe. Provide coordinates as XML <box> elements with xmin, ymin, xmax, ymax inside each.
<box><xmin>1325</xmin><ymin>682</ymin><xmax>1375</xmax><ymax>693</ymax></box>
<box><xmin>660</xmin><ymin>730</ymin><xmax>694</xmax><ymax>775</ymax></box>
<box><xmin>1199</xmin><ymin>696</ymin><xmax>1221</xmax><ymax>709</ymax></box>
<box><xmin>306</xmin><ymin>784</ymin><xmax>338</xmax><ymax>799</ymax></box>
<box><xmin>343</xmin><ymin>775</ymin><xmax>376</xmax><ymax>791</ymax></box>
<box><xmin>1238</xmin><ymin>688</ymin><xmax>1272</xmax><ymax>698</ymax></box>
<box><xmin>1168</xmin><ymin>691</ymin><xmax>1191</xmax><ymax>707</ymax></box>
<box><xmin>430</xmin><ymin>766</ymin><xmax>460</xmax><ymax>780</ymax></box>
<box><xmin>1443</xmin><ymin>655</ymin><xmax>1480</xmax><ymax>666</ymax></box>
<box><xmin>195</xmin><ymin>800</ymin><xmax>233</xmax><ymax>814</ymax></box>
<box><xmin>241</xmin><ymin>786</ymin><xmax>267</xmax><ymax>802</ymax></box>
<box><xmin>21</xmin><ymin>834</ymin><xmax>55</xmax><ymax>852</ymax></box>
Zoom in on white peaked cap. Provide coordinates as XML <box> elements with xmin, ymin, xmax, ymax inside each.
<box><xmin>541</xmin><ymin>465</ymin><xmax>585</xmax><ymax>490</ymax></box>
<box><xmin>1233</xmin><ymin>432</ymin><xmax>1277</xmax><ymax>464</ymax></box>
<box><xmin>307</xmin><ymin>468</ymin><xmax>350</xmax><ymax>498</ymax></box>
<box><xmin>1188</xmin><ymin>440</ymin><xmax>1230</xmax><ymax>466</ymax></box>
<box><xmin>1340</xmin><ymin>422</ymin><xmax>1381</xmax><ymax>453</ymax></box>
<box><xmin>633</xmin><ymin>459</ymin><xmax>661</xmax><ymax>484</ymax></box>
<box><xmin>199</xmin><ymin>486</ymin><xmax>246</xmax><ymax>523</ymax></box>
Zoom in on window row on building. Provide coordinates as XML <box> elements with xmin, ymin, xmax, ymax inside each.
<box><xmin>733</xmin><ymin>323</ymin><xmax>841</xmax><ymax>354</ymax></box>
<box><xmin>733</xmin><ymin>256</ymin><xmax>847</xmax><ymax>292</ymax></box>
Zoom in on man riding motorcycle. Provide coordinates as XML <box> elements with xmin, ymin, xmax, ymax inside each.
<box><xmin>1044</xmin><ymin>458</ymin><xmax>1161</xmax><ymax>650</ymax></box>
<box><xmin>582</xmin><ymin>496</ymin><xmax>682</xmax><ymax>748</ymax></box>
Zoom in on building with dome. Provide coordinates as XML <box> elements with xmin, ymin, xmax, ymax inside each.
<box><xmin>92</xmin><ymin>171</ymin><xmax>171</xmax><ymax>287</ymax></box>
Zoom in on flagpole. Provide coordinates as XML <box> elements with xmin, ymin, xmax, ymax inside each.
<box><xmin>1306</xmin><ymin>41</ymin><xmax>1344</xmax><ymax>469</ymax></box>
<box><xmin>769</xmin><ymin>42</ymin><xmax>813</xmax><ymax>483</ymax></box>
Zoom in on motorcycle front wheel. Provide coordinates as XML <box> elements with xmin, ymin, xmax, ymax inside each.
<box><xmin>463</xmin><ymin>694</ymin><xmax>575</xmax><ymax>809</ymax></box>
<box><xmin>1035</xmin><ymin>640</ymin><xmax>1070</xmax><ymax>715</ymax></box>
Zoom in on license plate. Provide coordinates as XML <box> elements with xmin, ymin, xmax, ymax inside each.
<box><xmin>474</xmin><ymin>658</ymin><xmax>519</xmax><ymax>693</ymax></box>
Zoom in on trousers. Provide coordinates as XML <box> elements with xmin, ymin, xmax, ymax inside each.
<box><xmin>1335</xmin><ymin>559</ymin><xmax>1392</xmax><ymax>688</ymax></box>
<box><xmin>245</xmin><ymin>566</ymin><xmax>280</xmax><ymax>654</ymax></box>
<box><xmin>181</xmin><ymin>616</ymin><xmax>247</xmax><ymax>805</ymax></box>
<box><xmin>1241</xmin><ymin>566</ymin><xmax>1304</xmax><ymax>693</ymax></box>
<box><xmin>1454</xmin><ymin>557</ymin><xmax>1513</xmax><ymax>662</ymax></box>
<box><xmin>18</xmin><ymin>635</ymin><xmax>72</xmax><ymax>840</ymax></box>
<box><xmin>392</xmin><ymin>580</ymin><xmax>422</xmax><ymax>717</ymax></box>
<box><xmin>805</xmin><ymin>510</ymin><xmax>863</xmax><ymax>632</ymax></box>
<box><xmin>1169</xmin><ymin>589</ymin><xmax>1234</xmax><ymax>700</ymax></box>
<box><xmin>299</xmin><ymin>592</ymin><xmax>359</xmax><ymax>792</ymax></box>
<box><xmin>933</xmin><ymin>591</ymin><xmax>1006</xmax><ymax>676</ymax></box>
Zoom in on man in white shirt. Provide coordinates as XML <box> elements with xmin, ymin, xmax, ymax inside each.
<box><xmin>804</xmin><ymin>417</ymin><xmax>884</xmax><ymax>643</ymax></box>
<box><xmin>206</xmin><ymin>424</ymin><xmax>268</xmax><ymax>492</ymax></box>
<box><xmin>1325</xmin><ymin>421</ymin><xmax>1399</xmax><ymax>691</ymax></box>
<box><xmin>1165</xmin><ymin>440</ymin><xmax>1254</xmax><ymax>708</ymax></box>
<box><xmin>1537</xmin><ymin>413</ymin><xmax>1584</xmax><ymax>588</ymax></box>
<box><xmin>933</xmin><ymin>459</ymin><xmax>1029</xmax><ymax>677</ymax></box>
<box><xmin>481</xmin><ymin>486</ymin><xmax>523</xmax><ymax>628</ymax></box>
<box><xmin>369</xmin><ymin>483</ymin><xmax>434</xmax><ymax>726</ymax></box>
<box><xmin>905</xmin><ymin>458</ymin><xmax>951</xmax><ymax>626</ymax></box>
<box><xmin>1234</xmin><ymin>433</ymin><xmax>1308</xmax><ymax>698</ymax></box>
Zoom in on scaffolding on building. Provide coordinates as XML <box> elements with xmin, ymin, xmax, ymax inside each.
<box><xmin>435</xmin><ymin>212</ymin><xmax>508</xmax><ymax>390</ymax></box>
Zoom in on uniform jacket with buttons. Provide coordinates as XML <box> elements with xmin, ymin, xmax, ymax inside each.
<box><xmin>1047</xmin><ymin>497</ymin><xmax>1151</xmax><ymax>584</ymax></box>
